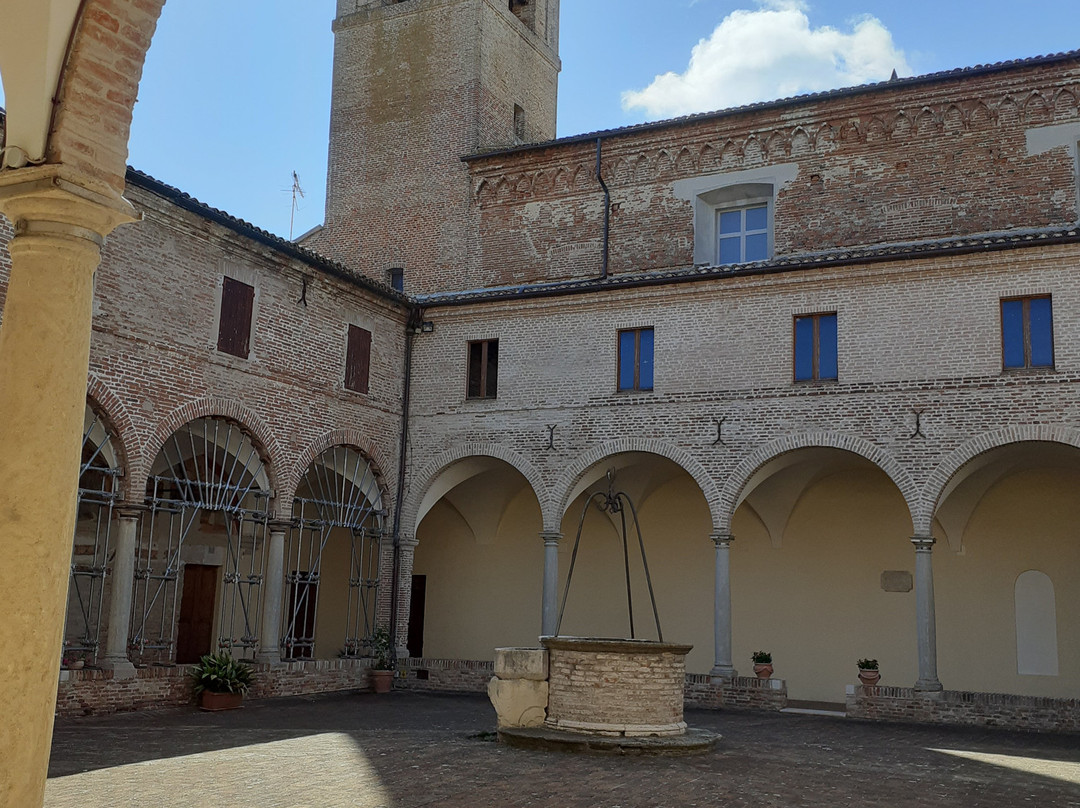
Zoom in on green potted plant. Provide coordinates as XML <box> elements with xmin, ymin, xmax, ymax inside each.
<box><xmin>751</xmin><ymin>650</ymin><xmax>773</xmax><ymax>678</ymax></box>
<box><xmin>369</xmin><ymin>627</ymin><xmax>394</xmax><ymax>694</ymax></box>
<box><xmin>857</xmin><ymin>658</ymin><xmax>880</xmax><ymax>686</ymax></box>
<box><xmin>191</xmin><ymin>651</ymin><xmax>254</xmax><ymax>710</ymax></box>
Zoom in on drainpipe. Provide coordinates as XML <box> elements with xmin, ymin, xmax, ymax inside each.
<box><xmin>595</xmin><ymin>137</ymin><xmax>610</xmax><ymax>279</ymax></box>
<box><xmin>388</xmin><ymin>306</ymin><xmax>423</xmax><ymax>666</ymax></box>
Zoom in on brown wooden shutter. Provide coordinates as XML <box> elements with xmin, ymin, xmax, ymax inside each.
<box><xmin>346</xmin><ymin>325</ymin><xmax>372</xmax><ymax>393</ymax></box>
<box><xmin>217</xmin><ymin>277</ymin><xmax>254</xmax><ymax>358</ymax></box>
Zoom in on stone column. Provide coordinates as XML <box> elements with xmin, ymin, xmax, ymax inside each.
<box><xmin>99</xmin><ymin>507</ymin><xmax>140</xmax><ymax>676</ymax></box>
<box><xmin>0</xmin><ymin>166</ymin><xmax>136</xmax><ymax>808</ymax></box>
<box><xmin>256</xmin><ymin>522</ymin><xmax>289</xmax><ymax>664</ymax></box>
<box><xmin>912</xmin><ymin>535</ymin><xmax>943</xmax><ymax>692</ymax></box>
<box><xmin>710</xmin><ymin>533</ymin><xmax>737</xmax><ymax>679</ymax></box>
<box><xmin>395</xmin><ymin>535</ymin><xmax>418</xmax><ymax>660</ymax></box>
<box><xmin>540</xmin><ymin>531</ymin><xmax>562</xmax><ymax>637</ymax></box>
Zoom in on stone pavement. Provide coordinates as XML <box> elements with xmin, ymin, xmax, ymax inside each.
<box><xmin>46</xmin><ymin>691</ymin><xmax>1080</xmax><ymax>807</ymax></box>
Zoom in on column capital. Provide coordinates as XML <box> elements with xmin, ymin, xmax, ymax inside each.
<box><xmin>267</xmin><ymin>518</ymin><xmax>294</xmax><ymax>533</ymax></box>
<box><xmin>398</xmin><ymin>534</ymin><xmax>419</xmax><ymax>549</ymax></box>
<box><xmin>115</xmin><ymin>505</ymin><xmax>144</xmax><ymax>520</ymax></box>
<box><xmin>540</xmin><ymin>531</ymin><xmax>562</xmax><ymax>546</ymax></box>
<box><xmin>910</xmin><ymin>535</ymin><xmax>936</xmax><ymax>551</ymax></box>
<box><xmin>0</xmin><ymin>164</ymin><xmax>138</xmax><ymax>243</ymax></box>
<box><xmin>710</xmin><ymin>532</ymin><xmax>735</xmax><ymax>547</ymax></box>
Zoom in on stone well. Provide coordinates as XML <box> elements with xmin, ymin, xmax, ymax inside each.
<box><xmin>542</xmin><ymin>637</ymin><xmax>693</xmax><ymax>737</ymax></box>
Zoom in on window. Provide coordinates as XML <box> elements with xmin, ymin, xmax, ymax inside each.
<box><xmin>717</xmin><ymin>205</ymin><xmax>768</xmax><ymax>265</ymax></box>
<box><xmin>794</xmin><ymin>313</ymin><xmax>837</xmax><ymax>382</ymax></box>
<box><xmin>467</xmin><ymin>339</ymin><xmax>498</xmax><ymax>399</ymax></box>
<box><xmin>388</xmin><ymin>267</ymin><xmax>404</xmax><ymax>292</ymax></box>
<box><xmin>618</xmin><ymin>328</ymin><xmax>654</xmax><ymax>391</ymax></box>
<box><xmin>217</xmin><ymin>276</ymin><xmax>254</xmax><ymax>358</ymax></box>
<box><xmin>1002</xmin><ymin>296</ymin><xmax>1053</xmax><ymax>369</ymax></box>
<box><xmin>672</xmin><ymin>166</ymin><xmax>797</xmax><ymax>267</ymax></box>
<box><xmin>345</xmin><ymin>325</ymin><xmax>372</xmax><ymax>394</ymax></box>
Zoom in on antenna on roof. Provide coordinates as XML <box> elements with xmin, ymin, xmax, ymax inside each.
<box><xmin>289</xmin><ymin>171</ymin><xmax>305</xmax><ymax>240</ymax></box>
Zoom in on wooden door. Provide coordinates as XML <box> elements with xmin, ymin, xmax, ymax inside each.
<box><xmin>176</xmin><ymin>564</ymin><xmax>217</xmax><ymax>664</ymax></box>
<box><xmin>407</xmin><ymin>574</ymin><xmax>426</xmax><ymax>659</ymax></box>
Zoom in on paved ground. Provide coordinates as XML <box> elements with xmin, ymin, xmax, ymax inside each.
<box><xmin>46</xmin><ymin>691</ymin><xmax>1080</xmax><ymax>807</ymax></box>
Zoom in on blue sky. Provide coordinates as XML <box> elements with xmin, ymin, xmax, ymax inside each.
<box><xmin>4</xmin><ymin>0</ymin><xmax>1077</xmax><ymax>240</ymax></box>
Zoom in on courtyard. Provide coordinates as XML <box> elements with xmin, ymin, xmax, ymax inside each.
<box><xmin>46</xmin><ymin>691</ymin><xmax>1080</xmax><ymax>807</ymax></box>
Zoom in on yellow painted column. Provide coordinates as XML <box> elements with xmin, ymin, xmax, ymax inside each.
<box><xmin>0</xmin><ymin>166</ymin><xmax>135</xmax><ymax>808</ymax></box>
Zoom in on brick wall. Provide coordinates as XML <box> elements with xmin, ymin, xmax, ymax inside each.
<box><xmin>544</xmin><ymin>639</ymin><xmax>689</xmax><ymax>732</ymax></box>
<box><xmin>405</xmin><ymin>242</ymin><xmax>1080</xmax><ymax>536</ymax></box>
<box><xmin>56</xmin><ymin>658</ymin><xmax>379</xmax><ymax>718</ymax></box>
<box><xmin>399</xmin><ymin>657</ymin><xmax>495</xmax><ymax>692</ymax></box>
<box><xmin>848</xmin><ymin>685</ymin><xmax>1080</xmax><ymax>733</ymax></box>
<box><xmin>684</xmin><ymin>675</ymin><xmax>788</xmax><ymax>711</ymax></box>
<box><xmin>467</xmin><ymin>55</ymin><xmax>1080</xmax><ymax>288</ymax></box>
<box><xmin>311</xmin><ymin>0</ymin><xmax>560</xmax><ymax>294</ymax></box>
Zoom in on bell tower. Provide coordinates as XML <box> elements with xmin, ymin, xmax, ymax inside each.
<box><xmin>309</xmin><ymin>0</ymin><xmax>561</xmax><ymax>294</ymax></box>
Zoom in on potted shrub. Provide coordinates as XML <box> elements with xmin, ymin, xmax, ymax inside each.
<box><xmin>857</xmin><ymin>658</ymin><xmax>880</xmax><ymax>686</ymax></box>
<box><xmin>191</xmin><ymin>651</ymin><xmax>254</xmax><ymax>710</ymax></box>
<box><xmin>369</xmin><ymin>627</ymin><xmax>394</xmax><ymax>694</ymax></box>
<box><xmin>751</xmin><ymin>650</ymin><xmax>773</xmax><ymax>679</ymax></box>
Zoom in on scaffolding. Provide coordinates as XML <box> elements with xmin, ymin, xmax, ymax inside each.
<box><xmin>130</xmin><ymin>417</ymin><xmax>270</xmax><ymax>662</ymax></box>
<box><xmin>64</xmin><ymin>407</ymin><xmax>122</xmax><ymax>665</ymax></box>
<box><xmin>284</xmin><ymin>445</ymin><xmax>383</xmax><ymax>660</ymax></box>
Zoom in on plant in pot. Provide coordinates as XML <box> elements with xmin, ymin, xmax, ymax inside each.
<box><xmin>191</xmin><ymin>651</ymin><xmax>254</xmax><ymax>711</ymax></box>
<box><xmin>857</xmin><ymin>658</ymin><xmax>880</xmax><ymax>686</ymax></box>
<box><xmin>751</xmin><ymin>650</ymin><xmax>773</xmax><ymax>679</ymax></box>
<box><xmin>369</xmin><ymin>627</ymin><xmax>394</xmax><ymax>694</ymax></box>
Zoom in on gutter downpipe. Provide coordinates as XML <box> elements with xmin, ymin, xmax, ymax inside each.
<box><xmin>596</xmin><ymin>137</ymin><xmax>610</xmax><ymax>279</ymax></box>
<box><xmin>388</xmin><ymin>306</ymin><xmax>422</xmax><ymax>668</ymax></box>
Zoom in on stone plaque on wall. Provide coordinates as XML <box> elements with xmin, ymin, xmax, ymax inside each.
<box><xmin>880</xmin><ymin>570</ymin><xmax>913</xmax><ymax>592</ymax></box>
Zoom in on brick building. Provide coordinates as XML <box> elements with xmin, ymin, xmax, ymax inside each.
<box><xmin>2</xmin><ymin>0</ymin><xmax>1079</xmax><ymax>729</ymax></box>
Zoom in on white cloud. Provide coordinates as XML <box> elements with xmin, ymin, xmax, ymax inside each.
<box><xmin>622</xmin><ymin>1</ymin><xmax>910</xmax><ymax>119</ymax></box>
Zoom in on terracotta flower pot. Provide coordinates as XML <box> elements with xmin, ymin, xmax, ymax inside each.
<box><xmin>858</xmin><ymin>669</ymin><xmax>881</xmax><ymax>686</ymax></box>
<box><xmin>199</xmin><ymin>691</ymin><xmax>244</xmax><ymax>711</ymax></box>
<box><xmin>753</xmin><ymin>663</ymin><xmax>773</xmax><ymax>679</ymax></box>
<box><xmin>371</xmin><ymin>669</ymin><xmax>394</xmax><ymax>694</ymax></box>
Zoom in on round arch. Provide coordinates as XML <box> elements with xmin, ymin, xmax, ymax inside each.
<box><xmin>403</xmin><ymin>443</ymin><xmax>550</xmax><ymax>537</ymax></box>
<box><xmin>918</xmin><ymin>424</ymin><xmax>1080</xmax><ymax>535</ymax></box>
<box><xmin>284</xmin><ymin>428</ymin><xmax>393</xmax><ymax>507</ymax></box>
<box><xmin>135</xmin><ymin>396</ymin><xmax>284</xmax><ymax>502</ymax></box>
<box><xmin>717</xmin><ymin>432</ymin><xmax>918</xmax><ymax>534</ymax></box>
<box><xmin>84</xmin><ymin>376</ymin><xmax>140</xmax><ymax>500</ymax></box>
<box><xmin>554</xmin><ymin>438</ymin><xmax>722</xmax><ymax>531</ymax></box>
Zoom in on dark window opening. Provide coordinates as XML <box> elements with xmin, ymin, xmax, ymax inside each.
<box><xmin>467</xmin><ymin>339</ymin><xmax>499</xmax><ymax>399</ymax></box>
<box><xmin>345</xmin><ymin>325</ymin><xmax>372</xmax><ymax>394</ymax></box>
<box><xmin>618</xmin><ymin>328</ymin><xmax>654</xmax><ymax>392</ymax></box>
<box><xmin>389</xmin><ymin>267</ymin><xmax>404</xmax><ymax>292</ymax></box>
<box><xmin>1002</xmin><ymin>296</ymin><xmax>1053</xmax><ymax>369</ymax></box>
<box><xmin>217</xmin><ymin>276</ymin><xmax>254</xmax><ymax>358</ymax></box>
<box><xmin>794</xmin><ymin>313</ymin><xmax>837</xmax><ymax>382</ymax></box>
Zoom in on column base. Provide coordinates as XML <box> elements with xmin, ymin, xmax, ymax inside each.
<box><xmin>255</xmin><ymin>649</ymin><xmax>284</xmax><ymax>666</ymax></box>
<box><xmin>709</xmin><ymin>665</ymin><xmax>737</xmax><ymax>681</ymax></box>
<box><xmin>97</xmin><ymin>656</ymin><xmax>137</xmax><ymax>679</ymax></box>
<box><xmin>914</xmin><ymin>678</ymin><xmax>944</xmax><ymax>693</ymax></box>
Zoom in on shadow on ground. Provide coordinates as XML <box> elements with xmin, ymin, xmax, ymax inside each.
<box><xmin>46</xmin><ymin>691</ymin><xmax>1080</xmax><ymax>807</ymax></box>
